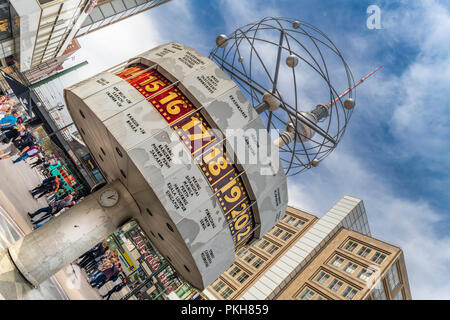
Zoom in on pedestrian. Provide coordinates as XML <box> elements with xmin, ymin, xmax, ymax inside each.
<box><xmin>10</xmin><ymin>144</ymin><xmax>41</xmax><ymax>163</ymax></box>
<box><xmin>30</xmin><ymin>156</ymin><xmax>45</xmax><ymax>168</ymax></box>
<box><xmin>33</xmin><ymin>175</ymin><xmax>60</xmax><ymax>200</ymax></box>
<box><xmin>0</xmin><ymin>110</ymin><xmax>20</xmax><ymax>129</ymax></box>
<box><xmin>28</xmin><ymin>194</ymin><xmax>75</xmax><ymax>226</ymax></box>
<box><xmin>0</xmin><ymin>125</ymin><xmax>25</xmax><ymax>158</ymax></box>
<box><xmin>13</xmin><ymin>128</ymin><xmax>35</xmax><ymax>151</ymax></box>
<box><xmin>78</xmin><ymin>242</ymin><xmax>109</xmax><ymax>269</ymax></box>
<box><xmin>0</xmin><ymin>124</ymin><xmax>25</xmax><ymax>144</ymax></box>
<box><xmin>46</xmin><ymin>187</ymin><xmax>68</xmax><ymax>203</ymax></box>
<box><xmin>87</xmin><ymin>252</ymin><xmax>113</xmax><ymax>278</ymax></box>
<box><xmin>30</xmin><ymin>175</ymin><xmax>58</xmax><ymax>198</ymax></box>
<box><xmin>85</xmin><ymin>249</ymin><xmax>111</xmax><ymax>275</ymax></box>
<box><xmin>0</xmin><ymin>103</ymin><xmax>12</xmax><ymax>119</ymax></box>
<box><xmin>91</xmin><ymin>263</ymin><xmax>122</xmax><ymax>289</ymax></box>
<box><xmin>101</xmin><ymin>277</ymin><xmax>127</xmax><ymax>300</ymax></box>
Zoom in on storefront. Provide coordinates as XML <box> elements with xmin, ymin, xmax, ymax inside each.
<box><xmin>104</xmin><ymin>220</ymin><xmax>184</xmax><ymax>300</ymax></box>
<box><xmin>171</xmin><ymin>283</ymin><xmax>206</xmax><ymax>300</ymax></box>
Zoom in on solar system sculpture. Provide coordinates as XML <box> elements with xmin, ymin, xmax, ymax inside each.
<box><xmin>0</xmin><ymin>17</ymin><xmax>380</xmax><ymax>299</ymax></box>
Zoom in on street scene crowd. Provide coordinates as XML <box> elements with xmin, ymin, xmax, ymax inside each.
<box><xmin>76</xmin><ymin>242</ymin><xmax>127</xmax><ymax>300</ymax></box>
<box><xmin>0</xmin><ymin>97</ymin><xmax>127</xmax><ymax>299</ymax></box>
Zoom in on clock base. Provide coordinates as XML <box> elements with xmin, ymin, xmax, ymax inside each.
<box><xmin>6</xmin><ymin>180</ymin><xmax>139</xmax><ymax>287</ymax></box>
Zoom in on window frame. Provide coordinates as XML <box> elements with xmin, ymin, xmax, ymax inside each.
<box><xmin>328</xmin><ymin>278</ymin><xmax>343</xmax><ymax>292</ymax></box>
<box><xmin>344</xmin><ymin>240</ymin><xmax>358</xmax><ymax>252</ymax></box>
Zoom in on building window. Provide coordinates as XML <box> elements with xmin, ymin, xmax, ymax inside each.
<box><xmin>252</xmin><ymin>258</ymin><xmax>265</xmax><ymax>269</ymax></box>
<box><xmin>357</xmin><ymin>268</ymin><xmax>374</xmax><ymax>281</ymax></box>
<box><xmin>280</xmin><ymin>231</ymin><xmax>292</xmax><ymax>241</ymax></box>
<box><xmin>221</xmin><ymin>287</ymin><xmax>234</xmax><ymax>299</ymax></box>
<box><xmin>244</xmin><ymin>253</ymin><xmax>256</xmax><ymax>263</ymax></box>
<box><xmin>213</xmin><ymin>281</ymin><xmax>225</xmax><ymax>292</ymax></box>
<box><xmin>342</xmin><ymin>286</ymin><xmax>358</xmax><ymax>300</ymax></box>
<box><xmin>316</xmin><ymin>296</ymin><xmax>326</xmax><ymax>300</ymax></box>
<box><xmin>344</xmin><ymin>240</ymin><xmax>358</xmax><ymax>252</ymax></box>
<box><xmin>294</xmin><ymin>220</ymin><xmax>305</xmax><ymax>229</ymax></box>
<box><xmin>236</xmin><ymin>247</ymin><xmax>248</xmax><ymax>258</ymax></box>
<box><xmin>328</xmin><ymin>279</ymin><xmax>343</xmax><ymax>292</ymax></box>
<box><xmin>386</xmin><ymin>264</ymin><xmax>400</xmax><ymax>291</ymax></box>
<box><xmin>344</xmin><ymin>262</ymin><xmax>358</xmax><ymax>275</ymax></box>
<box><xmin>373</xmin><ymin>281</ymin><xmax>386</xmax><ymax>300</ymax></box>
<box><xmin>284</xmin><ymin>216</ymin><xmax>296</xmax><ymax>225</ymax></box>
<box><xmin>258</xmin><ymin>240</ymin><xmax>270</xmax><ymax>250</ymax></box>
<box><xmin>229</xmin><ymin>266</ymin><xmax>241</xmax><ymax>277</ymax></box>
<box><xmin>267</xmin><ymin>244</ymin><xmax>279</xmax><ymax>255</ymax></box>
<box><xmin>272</xmin><ymin>228</ymin><xmax>283</xmax><ymax>237</ymax></box>
<box><xmin>371</xmin><ymin>252</ymin><xmax>387</xmax><ymax>264</ymax></box>
<box><xmin>298</xmin><ymin>288</ymin><xmax>315</xmax><ymax>300</ymax></box>
<box><xmin>330</xmin><ymin>256</ymin><xmax>344</xmax><ymax>268</ymax></box>
<box><xmin>393</xmin><ymin>290</ymin><xmax>403</xmax><ymax>300</ymax></box>
<box><xmin>315</xmin><ymin>271</ymin><xmax>330</xmax><ymax>285</ymax></box>
<box><xmin>357</xmin><ymin>246</ymin><xmax>372</xmax><ymax>258</ymax></box>
<box><xmin>237</xmin><ymin>272</ymin><xmax>249</xmax><ymax>283</ymax></box>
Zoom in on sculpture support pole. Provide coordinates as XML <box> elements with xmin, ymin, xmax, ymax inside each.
<box><xmin>6</xmin><ymin>180</ymin><xmax>140</xmax><ymax>288</ymax></box>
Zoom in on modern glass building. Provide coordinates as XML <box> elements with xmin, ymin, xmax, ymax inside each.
<box><xmin>75</xmin><ymin>0</ymin><xmax>172</xmax><ymax>37</ymax></box>
<box><xmin>9</xmin><ymin>0</ymin><xmax>93</xmax><ymax>71</ymax></box>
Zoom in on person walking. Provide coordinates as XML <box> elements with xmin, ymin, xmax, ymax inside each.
<box><xmin>10</xmin><ymin>144</ymin><xmax>41</xmax><ymax>163</ymax></box>
<box><xmin>0</xmin><ymin>104</ymin><xmax>12</xmax><ymax>120</ymax></box>
<box><xmin>13</xmin><ymin>128</ymin><xmax>35</xmax><ymax>151</ymax></box>
<box><xmin>33</xmin><ymin>175</ymin><xmax>60</xmax><ymax>200</ymax></box>
<box><xmin>101</xmin><ymin>278</ymin><xmax>127</xmax><ymax>300</ymax></box>
<box><xmin>30</xmin><ymin>156</ymin><xmax>45</xmax><ymax>168</ymax></box>
<box><xmin>0</xmin><ymin>125</ymin><xmax>24</xmax><ymax>158</ymax></box>
<box><xmin>91</xmin><ymin>263</ymin><xmax>122</xmax><ymax>289</ymax></box>
<box><xmin>78</xmin><ymin>242</ymin><xmax>109</xmax><ymax>269</ymax></box>
<box><xmin>28</xmin><ymin>195</ymin><xmax>75</xmax><ymax>226</ymax></box>
<box><xmin>30</xmin><ymin>175</ymin><xmax>58</xmax><ymax>195</ymax></box>
<box><xmin>0</xmin><ymin>110</ymin><xmax>20</xmax><ymax>129</ymax></box>
<box><xmin>0</xmin><ymin>124</ymin><xmax>25</xmax><ymax>144</ymax></box>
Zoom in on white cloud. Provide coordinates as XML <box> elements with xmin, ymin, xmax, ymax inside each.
<box><xmin>288</xmin><ymin>146</ymin><xmax>450</xmax><ymax>299</ymax></box>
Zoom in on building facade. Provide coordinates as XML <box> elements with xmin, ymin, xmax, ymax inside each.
<box><xmin>276</xmin><ymin>228</ymin><xmax>411</xmax><ymax>300</ymax></box>
<box><xmin>187</xmin><ymin>196</ymin><xmax>412</xmax><ymax>300</ymax></box>
<box><xmin>23</xmin><ymin>38</ymin><xmax>81</xmax><ymax>84</ymax></box>
<box><xmin>75</xmin><ymin>0</ymin><xmax>172</xmax><ymax>37</ymax></box>
<box><xmin>9</xmin><ymin>0</ymin><xmax>93</xmax><ymax>71</ymax></box>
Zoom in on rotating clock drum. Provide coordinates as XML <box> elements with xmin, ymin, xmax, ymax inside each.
<box><xmin>64</xmin><ymin>42</ymin><xmax>288</xmax><ymax>289</ymax></box>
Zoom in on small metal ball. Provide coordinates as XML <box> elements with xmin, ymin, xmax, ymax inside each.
<box><xmin>286</xmin><ymin>54</ymin><xmax>298</xmax><ymax>68</ymax></box>
<box><xmin>311</xmin><ymin>159</ymin><xmax>319</xmax><ymax>167</ymax></box>
<box><xmin>344</xmin><ymin>98</ymin><xmax>355</xmax><ymax>110</ymax></box>
<box><xmin>238</xmin><ymin>57</ymin><xmax>243</xmax><ymax>63</ymax></box>
<box><xmin>293</xmin><ymin>21</ymin><xmax>300</xmax><ymax>29</ymax></box>
<box><xmin>216</xmin><ymin>34</ymin><xmax>229</xmax><ymax>48</ymax></box>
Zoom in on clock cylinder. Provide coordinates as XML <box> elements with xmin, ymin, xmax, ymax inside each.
<box><xmin>64</xmin><ymin>42</ymin><xmax>288</xmax><ymax>289</ymax></box>
<box><xmin>8</xmin><ymin>181</ymin><xmax>139</xmax><ymax>287</ymax></box>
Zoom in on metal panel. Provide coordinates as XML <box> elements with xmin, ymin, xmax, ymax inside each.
<box><xmin>103</xmin><ymin>98</ymin><xmax>168</xmax><ymax>151</ymax></box>
<box><xmin>191</xmin><ymin>227</ymin><xmax>235</xmax><ymax>288</ymax></box>
<box><xmin>83</xmin><ymin>78</ymin><xmax>145</xmax><ymax>121</ymax></box>
<box><xmin>177</xmin><ymin>61</ymin><xmax>237</xmax><ymax>106</ymax></box>
<box><xmin>138</xmin><ymin>42</ymin><xmax>213</xmax><ymax>84</ymax></box>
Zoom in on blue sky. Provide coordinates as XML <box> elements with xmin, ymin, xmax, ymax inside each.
<box><xmin>59</xmin><ymin>0</ymin><xmax>450</xmax><ymax>299</ymax></box>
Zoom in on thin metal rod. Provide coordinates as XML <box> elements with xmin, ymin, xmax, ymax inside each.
<box><xmin>39</xmin><ymin>122</ymin><xmax>75</xmax><ymax>140</ymax></box>
<box><xmin>327</xmin><ymin>66</ymin><xmax>382</xmax><ymax>107</ymax></box>
<box><xmin>217</xmin><ymin>59</ymin><xmax>336</xmax><ymax>145</ymax></box>
<box><xmin>272</xmin><ymin>30</ymin><xmax>284</xmax><ymax>92</ymax></box>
